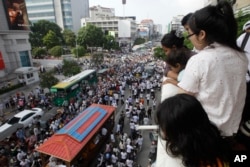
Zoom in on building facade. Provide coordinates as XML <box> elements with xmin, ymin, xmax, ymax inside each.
<box><xmin>0</xmin><ymin>0</ymin><xmax>32</xmax><ymax>80</ymax></box>
<box><xmin>82</xmin><ymin>5</ymin><xmax>137</xmax><ymax>46</ymax></box>
<box><xmin>81</xmin><ymin>16</ymin><xmax>137</xmax><ymax>45</ymax></box>
<box><xmin>26</xmin><ymin>0</ymin><xmax>89</xmax><ymax>33</ymax></box>
<box><xmin>89</xmin><ymin>5</ymin><xmax>115</xmax><ymax>19</ymax></box>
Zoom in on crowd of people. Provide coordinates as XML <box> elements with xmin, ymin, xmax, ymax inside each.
<box><xmin>157</xmin><ymin>1</ymin><xmax>250</xmax><ymax>167</ymax></box>
<box><xmin>0</xmin><ymin>49</ymin><xmax>164</xmax><ymax>167</ymax></box>
<box><xmin>1</xmin><ymin>1</ymin><xmax>250</xmax><ymax>167</ymax></box>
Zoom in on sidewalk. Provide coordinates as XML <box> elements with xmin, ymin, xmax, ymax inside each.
<box><xmin>0</xmin><ymin>81</ymin><xmax>40</xmax><ymax>117</ymax></box>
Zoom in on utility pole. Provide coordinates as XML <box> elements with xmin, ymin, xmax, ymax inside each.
<box><xmin>122</xmin><ymin>0</ymin><xmax>126</xmax><ymax>18</ymax></box>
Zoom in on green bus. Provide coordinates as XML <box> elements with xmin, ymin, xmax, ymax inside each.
<box><xmin>50</xmin><ymin>69</ymin><xmax>97</xmax><ymax>106</ymax></box>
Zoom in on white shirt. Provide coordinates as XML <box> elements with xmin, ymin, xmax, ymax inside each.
<box><xmin>137</xmin><ymin>137</ymin><xmax>143</xmax><ymax>146</ymax></box>
<box><xmin>126</xmin><ymin>159</ymin><xmax>133</xmax><ymax>167</ymax></box>
<box><xmin>126</xmin><ymin>144</ymin><xmax>133</xmax><ymax>153</ymax></box>
<box><xmin>237</xmin><ymin>32</ymin><xmax>250</xmax><ymax>82</ymax></box>
<box><xmin>120</xmin><ymin>151</ymin><xmax>127</xmax><ymax>160</ymax></box>
<box><xmin>178</xmin><ymin>43</ymin><xmax>248</xmax><ymax>136</ymax></box>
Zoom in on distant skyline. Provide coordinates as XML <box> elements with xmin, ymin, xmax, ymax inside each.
<box><xmin>89</xmin><ymin>0</ymin><xmax>205</xmax><ymax>32</ymax></box>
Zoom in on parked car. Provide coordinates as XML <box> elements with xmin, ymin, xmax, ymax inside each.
<box><xmin>0</xmin><ymin>108</ymin><xmax>44</xmax><ymax>133</ymax></box>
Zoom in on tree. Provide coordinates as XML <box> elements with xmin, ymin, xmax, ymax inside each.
<box><xmin>77</xmin><ymin>24</ymin><xmax>104</xmax><ymax>48</ymax></box>
<box><xmin>49</xmin><ymin>46</ymin><xmax>63</xmax><ymax>57</ymax></box>
<box><xmin>103</xmin><ymin>35</ymin><xmax>117</xmax><ymax>51</ymax></box>
<box><xmin>91</xmin><ymin>52</ymin><xmax>104</xmax><ymax>66</ymax></box>
<box><xmin>29</xmin><ymin>20</ymin><xmax>63</xmax><ymax>48</ymax></box>
<box><xmin>62</xmin><ymin>59</ymin><xmax>81</xmax><ymax>76</ymax></box>
<box><xmin>236</xmin><ymin>12</ymin><xmax>250</xmax><ymax>36</ymax></box>
<box><xmin>134</xmin><ymin>38</ymin><xmax>146</xmax><ymax>46</ymax></box>
<box><xmin>71</xmin><ymin>46</ymin><xmax>86</xmax><ymax>58</ymax></box>
<box><xmin>32</xmin><ymin>47</ymin><xmax>47</xmax><ymax>59</ymax></box>
<box><xmin>183</xmin><ymin>32</ymin><xmax>194</xmax><ymax>50</ymax></box>
<box><xmin>43</xmin><ymin>30</ymin><xmax>61</xmax><ymax>49</ymax></box>
<box><xmin>153</xmin><ymin>47</ymin><xmax>165</xmax><ymax>60</ymax></box>
<box><xmin>62</xmin><ymin>29</ymin><xmax>76</xmax><ymax>47</ymax></box>
<box><xmin>39</xmin><ymin>71</ymin><xmax>59</xmax><ymax>89</ymax></box>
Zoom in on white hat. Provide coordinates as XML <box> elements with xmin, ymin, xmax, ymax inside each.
<box><xmin>243</xmin><ymin>20</ymin><xmax>250</xmax><ymax>31</ymax></box>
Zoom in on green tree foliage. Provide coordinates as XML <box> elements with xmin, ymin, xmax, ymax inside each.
<box><xmin>62</xmin><ymin>29</ymin><xmax>76</xmax><ymax>47</ymax></box>
<box><xmin>39</xmin><ymin>71</ymin><xmax>59</xmax><ymax>89</ymax></box>
<box><xmin>62</xmin><ymin>59</ymin><xmax>81</xmax><ymax>76</ymax></box>
<box><xmin>183</xmin><ymin>32</ymin><xmax>194</xmax><ymax>50</ymax></box>
<box><xmin>77</xmin><ymin>24</ymin><xmax>104</xmax><ymax>48</ymax></box>
<box><xmin>91</xmin><ymin>52</ymin><xmax>104</xmax><ymax>66</ymax></box>
<box><xmin>153</xmin><ymin>47</ymin><xmax>165</xmax><ymax>60</ymax></box>
<box><xmin>43</xmin><ymin>30</ymin><xmax>61</xmax><ymax>49</ymax></box>
<box><xmin>49</xmin><ymin>46</ymin><xmax>63</xmax><ymax>57</ymax></box>
<box><xmin>236</xmin><ymin>13</ymin><xmax>250</xmax><ymax>36</ymax></box>
<box><xmin>103</xmin><ymin>35</ymin><xmax>117</xmax><ymax>51</ymax></box>
<box><xmin>71</xmin><ymin>46</ymin><xmax>86</xmax><ymax>58</ymax></box>
<box><xmin>134</xmin><ymin>38</ymin><xmax>146</xmax><ymax>46</ymax></box>
<box><xmin>29</xmin><ymin>20</ymin><xmax>63</xmax><ymax>48</ymax></box>
<box><xmin>32</xmin><ymin>47</ymin><xmax>47</xmax><ymax>59</ymax></box>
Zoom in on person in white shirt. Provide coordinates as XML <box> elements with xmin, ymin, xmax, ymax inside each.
<box><xmin>110</xmin><ymin>132</ymin><xmax>115</xmax><ymax>143</ymax></box>
<box><xmin>178</xmin><ymin>2</ymin><xmax>247</xmax><ymax>137</ymax></box>
<box><xmin>237</xmin><ymin>20</ymin><xmax>250</xmax><ymax>124</ymax></box>
<box><xmin>17</xmin><ymin>150</ymin><xmax>26</xmax><ymax>162</ymax></box>
<box><xmin>237</xmin><ymin>20</ymin><xmax>250</xmax><ymax>82</ymax></box>
<box><xmin>125</xmin><ymin>158</ymin><xmax>134</xmax><ymax>167</ymax></box>
<box><xmin>101</xmin><ymin>127</ymin><xmax>107</xmax><ymax>136</ymax></box>
<box><xmin>136</xmin><ymin>135</ymin><xmax>143</xmax><ymax>152</ymax></box>
<box><xmin>126</xmin><ymin>143</ymin><xmax>134</xmax><ymax>154</ymax></box>
<box><xmin>120</xmin><ymin>150</ymin><xmax>127</xmax><ymax>163</ymax></box>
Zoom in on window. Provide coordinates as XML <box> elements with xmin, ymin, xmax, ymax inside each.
<box><xmin>19</xmin><ymin>51</ymin><xmax>31</xmax><ymax>67</ymax></box>
<box><xmin>20</xmin><ymin>113</ymin><xmax>35</xmax><ymax>122</ymax></box>
<box><xmin>27</xmin><ymin>73</ymin><xmax>34</xmax><ymax>79</ymax></box>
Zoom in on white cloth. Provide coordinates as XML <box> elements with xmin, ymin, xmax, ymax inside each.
<box><xmin>178</xmin><ymin>42</ymin><xmax>248</xmax><ymax>136</ymax></box>
<box><xmin>237</xmin><ymin>32</ymin><xmax>250</xmax><ymax>82</ymax></box>
<box><xmin>161</xmin><ymin>76</ymin><xmax>180</xmax><ymax>102</ymax></box>
<box><xmin>155</xmin><ymin>137</ymin><xmax>184</xmax><ymax>167</ymax></box>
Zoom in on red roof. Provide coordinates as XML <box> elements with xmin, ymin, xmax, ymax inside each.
<box><xmin>36</xmin><ymin>104</ymin><xmax>116</xmax><ymax>162</ymax></box>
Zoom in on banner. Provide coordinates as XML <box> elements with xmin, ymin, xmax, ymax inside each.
<box><xmin>3</xmin><ymin>0</ymin><xmax>30</xmax><ymax>30</ymax></box>
<box><xmin>0</xmin><ymin>51</ymin><xmax>5</xmax><ymax>70</ymax></box>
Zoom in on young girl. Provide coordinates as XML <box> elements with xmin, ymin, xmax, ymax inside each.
<box><xmin>155</xmin><ymin>94</ymin><xmax>230</xmax><ymax>167</ymax></box>
<box><xmin>162</xmin><ymin>48</ymin><xmax>190</xmax><ymax>85</ymax></box>
<box><xmin>161</xmin><ymin>48</ymin><xmax>191</xmax><ymax>101</ymax></box>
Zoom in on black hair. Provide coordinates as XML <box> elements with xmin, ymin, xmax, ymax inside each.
<box><xmin>188</xmin><ymin>1</ymin><xmax>241</xmax><ymax>51</ymax></box>
<box><xmin>165</xmin><ymin>48</ymin><xmax>190</xmax><ymax>71</ymax></box>
<box><xmin>161</xmin><ymin>30</ymin><xmax>184</xmax><ymax>48</ymax></box>
<box><xmin>181</xmin><ymin>13</ymin><xmax>193</xmax><ymax>26</ymax></box>
<box><xmin>155</xmin><ymin>94</ymin><xmax>230</xmax><ymax>167</ymax></box>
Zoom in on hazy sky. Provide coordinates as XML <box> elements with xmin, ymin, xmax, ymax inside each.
<box><xmin>89</xmin><ymin>0</ymin><xmax>205</xmax><ymax>32</ymax></box>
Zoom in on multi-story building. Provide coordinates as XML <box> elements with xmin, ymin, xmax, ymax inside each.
<box><xmin>89</xmin><ymin>5</ymin><xmax>115</xmax><ymax>19</ymax></box>
<box><xmin>0</xmin><ymin>0</ymin><xmax>32</xmax><ymax>80</ymax></box>
<box><xmin>25</xmin><ymin>0</ymin><xmax>89</xmax><ymax>33</ymax></box>
<box><xmin>167</xmin><ymin>15</ymin><xmax>184</xmax><ymax>33</ymax></box>
<box><xmin>82</xmin><ymin>5</ymin><xmax>137</xmax><ymax>46</ymax></box>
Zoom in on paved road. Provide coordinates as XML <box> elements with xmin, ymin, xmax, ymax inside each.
<box><xmin>89</xmin><ymin>86</ymin><xmax>161</xmax><ymax>167</ymax></box>
<box><xmin>1</xmin><ymin>73</ymin><xmax>161</xmax><ymax>167</ymax></box>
